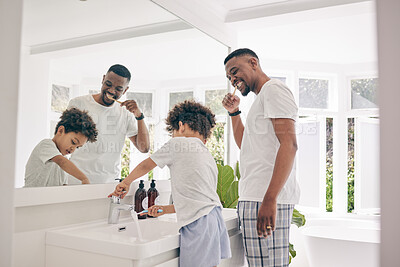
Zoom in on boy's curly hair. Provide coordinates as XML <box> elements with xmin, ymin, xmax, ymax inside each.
<box><xmin>55</xmin><ymin>108</ymin><xmax>98</xmax><ymax>143</ymax></box>
<box><xmin>166</xmin><ymin>100</ymin><xmax>216</xmax><ymax>140</ymax></box>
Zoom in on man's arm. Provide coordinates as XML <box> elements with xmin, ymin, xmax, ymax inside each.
<box><xmin>222</xmin><ymin>93</ymin><xmax>244</xmax><ymax>149</ymax></box>
<box><xmin>230</xmin><ymin>112</ymin><xmax>245</xmax><ymax>149</ymax></box>
<box><xmin>51</xmin><ymin>155</ymin><xmax>90</xmax><ymax>184</ymax></box>
<box><xmin>257</xmin><ymin>118</ymin><xmax>297</xmax><ymax>237</ymax></box>
<box><xmin>121</xmin><ymin>99</ymin><xmax>150</xmax><ymax>153</ymax></box>
<box><xmin>129</xmin><ymin>118</ymin><xmax>150</xmax><ymax>153</ymax></box>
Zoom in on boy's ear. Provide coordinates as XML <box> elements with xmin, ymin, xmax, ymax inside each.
<box><xmin>178</xmin><ymin>121</ymin><xmax>185</xmax><ymax>133</ymax></box>
<box><xmin>56</xmin><ymin>125</ymin><xmax>65</xmax><ymax>135</ymax></box>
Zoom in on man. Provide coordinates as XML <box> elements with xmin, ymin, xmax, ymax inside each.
<box><xmin>222</xmin><ymin>49</ymin><xmax>300</xmax><ymax>267</ymax></box>
<box><xmin>67</xmin><ymin>64</ymin><xmax>150</xmax><ymax>184</ymax></box>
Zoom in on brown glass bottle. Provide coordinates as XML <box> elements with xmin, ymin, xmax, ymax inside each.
<box><xmin>134</xmin><ymin>180</ymin><xmax>147</xmax><ymax>219</ymax></box>
<box><xmin>147</xmin><ymin>180</ymin><xmax>159</xmax><ymax>218</ymax></box>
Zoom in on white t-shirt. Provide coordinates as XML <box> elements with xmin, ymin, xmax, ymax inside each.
<box><xmin>24</xmin><ymin>139</ymin><xmax>67</xmax><ymax>187</ymax></box>
<box><xmin>239</xmin><ymin>79</ymin><xmax>300</xmax><ymax>204</ymax></box>
<box><xmin>150</xmin><ymin>137</ymin><xmax>222</xmax><ymax>228</ymax></box>
<box><xmin>67</xmin><ymin>95</ymin><xmax>138</xmax><ymax>184</ymax></box>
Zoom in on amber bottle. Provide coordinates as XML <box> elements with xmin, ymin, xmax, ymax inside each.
<box><xmin>134</xmin><ymin>180</ymin><xmax>147</xmax><ymax>219</ymax></box>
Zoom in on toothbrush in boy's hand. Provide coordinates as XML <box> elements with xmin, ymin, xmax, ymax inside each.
<box><xmin>139</xmin><ymin>209</ymin><xmax>163</xmax><ymax>214</ymax></box>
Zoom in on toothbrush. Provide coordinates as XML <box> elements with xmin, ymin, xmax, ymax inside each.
<box><xmin>106</xmin><ymin>92</ymin><xmax>122</xmax><ymax>104</ymax></box>
<box><xmin>232</xmin><ymin>85</ymin><xmax>238</xmax><ymax>96</ymax></box>
<box><xmin>139</xmin><ymin>209</ymin><xmax>163</xmax><ymax>214</ymax></box>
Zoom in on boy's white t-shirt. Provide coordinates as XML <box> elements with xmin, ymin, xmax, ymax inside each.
<box><xmin>150</xmin><ymin>137</ymin><xmax>222</xmax><ymax>228</ymax></box>
<box><xmin>24</xmin><ymin>139</ymin><xmax>67</xmax><ymax>187</ymax></box>
<box><xmin>67</xmin><ymin>95</ymin><xmax>138</xmax><ymax>184</ymax></box>
<box><xmin>239</xmin><ymin>79</ymin><xmax>300</xmax><ymax>204</ymax></box>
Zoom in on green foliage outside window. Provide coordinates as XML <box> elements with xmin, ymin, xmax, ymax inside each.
<box><xmin>207</xmin><ymin>122</ymin><xmax>225</xmax><ymax>166</ymax></box>
<box><xmin>325</xmin><ymin>118</ymin><xmax>355</xmax><ymax>213</ymax></box>
<box><xmin>121</xmin><ymin>138</ymin><xmax>131</xmax><ymax>180</ymax></box>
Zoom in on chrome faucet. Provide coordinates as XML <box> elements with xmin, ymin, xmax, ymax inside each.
<box><xmin>108</xmin><ymin>196</ymin><xmax>134</xmax><ymax>224</ymax></box>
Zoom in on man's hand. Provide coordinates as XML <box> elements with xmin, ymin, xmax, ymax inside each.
<box><xmin>108</xmin><ymin>180</ymin><xmax>130</xmax><ymax>199</ymax></box>
<box><xmin>222</xmin><ymin>93</ymin><xmax>241</xmax><ymax>113</ymax></box>
<box><xmin>257</xmin><ymin>199</ymin><xmax>277</xmax><ymax>238</ymax></box>
<box><xmin>121</xmin><ymin>100</ymin><xmax>142</xmax><ymax>118</ymax></box>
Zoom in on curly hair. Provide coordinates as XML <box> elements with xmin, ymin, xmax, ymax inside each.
<box><xmin>166</xmin><ymin>100</ymin><xmax>216</xmax><ymax>140</ymax></box>
<box><xmin>55</xmin><ymin>108</ymin><xmax>98</xmax><ymax>143</ymax></box>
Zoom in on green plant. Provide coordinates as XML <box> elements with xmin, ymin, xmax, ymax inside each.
<box><xmin>216</xmin><ymin>161</ymin><xmax>306</xmax><ymax>264</ymax></box>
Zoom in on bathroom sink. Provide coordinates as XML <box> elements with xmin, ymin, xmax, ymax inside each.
<box><xmin>46</xmin><ymin>208</ymin><xmax>243</xmax><ymax>267</ymax></box>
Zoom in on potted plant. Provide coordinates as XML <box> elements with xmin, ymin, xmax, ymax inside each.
<box><xmin>217</xmin><ymin>162</ymin><xmax>305</xmax><ymax>264</ymax></box>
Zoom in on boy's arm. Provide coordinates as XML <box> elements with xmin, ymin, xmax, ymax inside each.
<box><xmin>108</xmin><ymin>158</ymin><xmax>157</xmax><ymax>198</ymax></box>
<box><xmin>147</xmin><ymin>204</ymin><xmax>175</xmax><ymax>217</ymax></box>
<box><xmin>51</xmin><ymin>155</ymin><xmax>90</xmax><ymax>184</ymax></box>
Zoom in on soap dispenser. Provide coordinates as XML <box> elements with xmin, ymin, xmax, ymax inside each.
<box><xmin>134</xmin><ymin>180</ymin><xmax>147</xmax><ymax>219</ymax></box>
<box><xmin>147</xmin><ymin>179</ymin><xmax>160</xmax><ymax>218</ymax></box>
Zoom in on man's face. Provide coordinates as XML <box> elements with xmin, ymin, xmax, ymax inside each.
<box><xmin>100</xmin><ymin>71</ymin><xmax>129</xmax><ymax>106</ymax></box>
<box><xmin>225</xmin><ymin>56</ymin><xmax>254</xmax><ymax>96</ymax></box>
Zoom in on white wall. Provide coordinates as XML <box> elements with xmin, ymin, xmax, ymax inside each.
<box><xmin>376</xmin><ymin>0</ymin><xmax>400</xmax><ymax>266</ymax></box>
<box><xmin>0</xmin><ymin>0</ymin><xmax>22</xmax><ymax>266</ymax></box>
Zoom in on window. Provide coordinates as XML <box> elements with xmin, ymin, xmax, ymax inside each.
<box><xmin>205</xmin><ymin>89</ymin><xmax>228</xmax><ymax>116</ymax></box>
<box><xmin>299</xmin><ymin>78</ymin><xmax>329</xmax><ymax>109</ymax></box>
<box><xmin>351</xmin><ymin>78</ymin><xmax>378</xmax><ymax>109</ymax></box>
<box><xmin>51</xmin><ymin>84</ymin><xmax>70</xmax><ymax>113</ymax></box>
<box><xmin>169</xmin><ymin>91</ymin><xmax>193</xmax><ymax>110</ymax></box>
<box><xmin>126</xmin><ymin>92</ymin><xmax>153</xmax><ymax>118</ymax></box>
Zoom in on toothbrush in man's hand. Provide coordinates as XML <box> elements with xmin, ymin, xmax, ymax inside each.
<box><xmin>106</xmin><ymin>92</ymin><xmax>122</xmax><ymax>104</ymax></box>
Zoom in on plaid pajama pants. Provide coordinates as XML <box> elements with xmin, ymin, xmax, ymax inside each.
<box><xmin>237</xmin><ymin>201</ymin><xmax>294</xmax><ymax>267</ymax></box>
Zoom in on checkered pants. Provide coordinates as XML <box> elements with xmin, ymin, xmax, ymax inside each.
<box><xmin>237</xmin><ymin>201</ymin><xmax>294</xmax><ymax>267</ymax></box>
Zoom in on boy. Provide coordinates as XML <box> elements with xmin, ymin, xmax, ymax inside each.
<box><xmin>109</xmin><ymin>100</ymin><xmax>231</xmax><ymax>267</ymax></box>
<box><xmin>24</xmin><ymin>108</ymin><xmax>98</xmax><ymax>187</ymax></box>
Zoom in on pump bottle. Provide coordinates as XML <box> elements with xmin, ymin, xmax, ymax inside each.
<box><xmin>134</xmin><ymin>180</ymin><xmax>147</xmax><ymax>219</ymax></box>
<box><xmin>147</xmin><ymin>179</ymin><xmax>160</xmax><ymax>218</ymax></box>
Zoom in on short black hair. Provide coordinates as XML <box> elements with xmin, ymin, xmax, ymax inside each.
<box><xmin>107</xmin><ymin>64</ymin><xmax>131</xmax><ymax>82</ymax></box>
<box><xmin>166</xmin><ymin>100</ymin><xmax>216</xmax><ymax>140</ymax></box>
<box><xmin>224</xmin><ymin>48</ymin><xmax>259</xmax><ymax>65</ymax></box>
<box><xmin>55</xmin><ymin>108</ymin><xmax>98</xmax><ymax>143</ymax></box>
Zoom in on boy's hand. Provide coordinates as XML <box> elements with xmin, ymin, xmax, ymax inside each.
<box><xmin>108</xmin><ymin>180</ymin><xmax>130</xmax><ymax>199</ymax></box>
<box><xmin>147</xmin><ymin>205</ymin><xmax>165</xmax><ymax>217</ymax></box>
<box><xmin>81</xmin><ymin>178</ymin><xmax>90</xmax><ymax>184</ymax></box>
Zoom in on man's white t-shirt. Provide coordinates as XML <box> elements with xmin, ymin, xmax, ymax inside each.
<box><xmin>67</xmin><ymin>95</ymin><xmax>138</xmax><ymax>184</ymax></box>
<box><xmin>150</xmin><ymin>137</ymin><xmax>222</xmax><ymax>228</ymax></box>
<box><xmin>239</xmin><ymin>79</ymin><xmax>300</xmax><ymax>204</ymax></box>
<box><xmin>24</xmin><ymin>139</ymin><xmax>67</xmax><ymax>187</ymax></box>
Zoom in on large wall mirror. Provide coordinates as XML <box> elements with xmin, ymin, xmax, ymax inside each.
<box><xmin>16</xmin><ymin>0</ymin><xmax>229</xmax><ymax>188</ymax></box>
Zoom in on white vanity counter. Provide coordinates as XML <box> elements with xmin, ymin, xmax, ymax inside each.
<box><xmin>46</xmin><ymin>208</ymin><xmax>244</xmax><ymax>267</ymax></box>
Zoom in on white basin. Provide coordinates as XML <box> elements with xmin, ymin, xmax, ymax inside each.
<box><xmin>46</xmin><ymin>208</ymin><xmax>244</xmax><ymax>267</ymax></box>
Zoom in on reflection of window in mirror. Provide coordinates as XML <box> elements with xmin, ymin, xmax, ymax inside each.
<box><xmin>51</xmin><ymin>84</ymin><xmax>70</xmax><ymax>113</ymax></box>
<box><xmin>126</xmin><ymin>92</ymin><xmax>153</xmax><ymax>118</ymax></box>
<box><xmin>169</xmin><ymin>91</ymin><xmax>194</xmax><ymax>110</ymax></box>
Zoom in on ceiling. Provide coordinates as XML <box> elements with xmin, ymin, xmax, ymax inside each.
<box><xmin>21</xmin><ymin>0</ymin><xmax>377</xmax><ymax>80</ymax></box>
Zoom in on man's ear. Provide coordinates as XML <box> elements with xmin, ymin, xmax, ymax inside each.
<box><xmin>249</xmin><ymin>57</ymin><xmax>258</xmax><ymax>69</ymax></box>
<box><xmin>102</xmin><ymin>75</ymin><xmax>105</xmax><ymax>83</ymax></box>
<box><xmin>123</xmin><ymin>86</ymin><xmax>129</xmax><ymax>95</ymax></box>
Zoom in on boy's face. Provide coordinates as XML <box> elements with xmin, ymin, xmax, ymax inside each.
<box><xmin>53</xmin><ymin>126</ymin><xmax>88</xmax><ymax>156</ymax></box>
